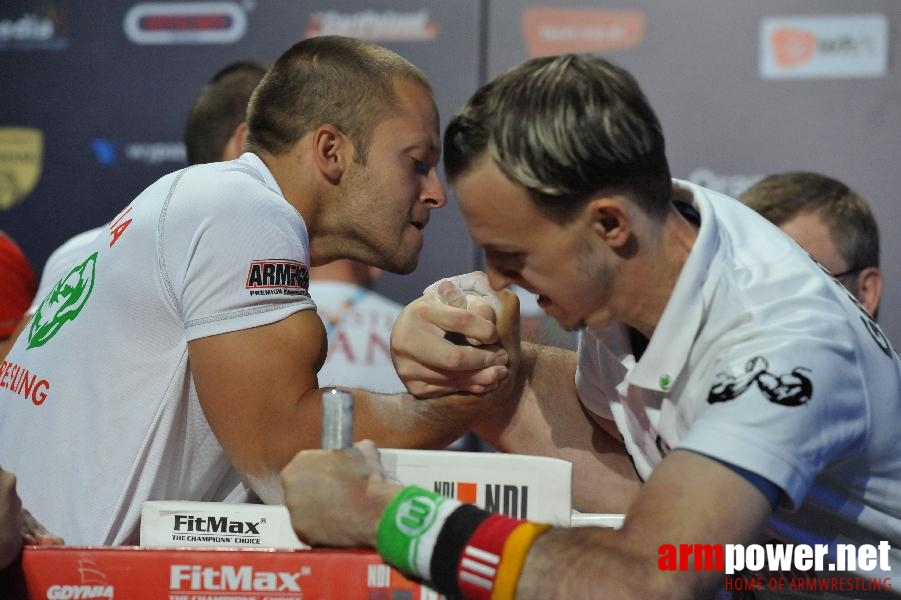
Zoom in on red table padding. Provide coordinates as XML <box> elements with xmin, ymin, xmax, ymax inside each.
<box><xmin>9</xmin><ymin>545</ymin><xmax>437</xmax><ymax>599</ymax></box>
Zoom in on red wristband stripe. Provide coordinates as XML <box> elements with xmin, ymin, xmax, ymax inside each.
<box><xmin>460</xmin><ymin>545</ymin><xmax>499</xmax><ymax>589</ymax></box>
<box><xmin>457</xmin><ymin>514</ymin><xmax>524</xmax><ymax>600</ymax></box>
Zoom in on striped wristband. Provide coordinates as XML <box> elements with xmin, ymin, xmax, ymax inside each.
<box><xmin>457</xmin><ymin>514</ymin><xmax>552</xmax><ymax>600</ymax></box>
<box><xmin>430</xmin><ymin>504</ymin><xmax>492</xmax><ymax>596</ymax></box>
<box><xmin>457</xmin><ymin>513</ymin><xmax>521</xmax><ymax>599</ymax></box>
<box><xmin>377</xmin><ymin>488</ymin><xmax>552</xmax><ymax>599</ymax></box>
<box><xmin>375</xmin><ymin>485</ymin><xmax>462</xmax><ymax>580</ymax></box>
<box><xmin>490</xmin><ymin>520</ymin><xmax>552</xmax><ymax>599</ymax></box>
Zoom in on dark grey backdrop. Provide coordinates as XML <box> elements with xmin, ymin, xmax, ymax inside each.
<box><xmin>2</xmin><ymin>0</ymin><xmax>898</xmax><ymax>344</ymax></box>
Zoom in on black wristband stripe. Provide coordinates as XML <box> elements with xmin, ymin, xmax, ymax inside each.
<box><xmin>430</xmin><ymin>503</ymin><xmax>491</xmax><ymax>598</ymax></box>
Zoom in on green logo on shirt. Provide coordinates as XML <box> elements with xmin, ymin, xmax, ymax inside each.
<box><xmin>28</xmin><ymin>252</ymin><xmax>98</xmax><ymax>349</ymax></box>
<box><xmin>659</xmin><ymin>374</ymin><xmax>672</xmax><ymax>390</ymax></box>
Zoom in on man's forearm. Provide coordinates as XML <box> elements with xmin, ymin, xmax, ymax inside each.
<box><xmin>350</xmin><ymin>387</ymin><xmax>502</xmax><ymax>450</ymax></box>
<box><xmin>473</xmin><ymin>342</ymin><xmax>640</xmax><ymax>513</ymax></box>
<box><xmin>516</xmin><ymin>526</ymin><xmax>681</xmax><ymax>600</ymax></box>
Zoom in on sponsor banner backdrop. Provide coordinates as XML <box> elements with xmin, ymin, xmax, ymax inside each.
<box><xmin>3</xmin><ymin>1</ymin><xmax>900</xmax><ymax>343</ymax></box>
<box><xmin>488</xmin><ymin>0</ymin><xmax>901</xmax><ymax>346</ymax></box>
<box><xmin>760</xmin><ymin>14</ymin><xmax>889</xmax><ymax>80</ymax></box>
<box><xmin>0</xmin><ymin>0</ymin><xmax>481</xmax><ymax>308</ymax></box>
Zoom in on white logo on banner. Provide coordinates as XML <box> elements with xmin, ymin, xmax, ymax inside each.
<box><xmin>0</xmin><ymin>9</ymin><xmax>68</xmax><ymax>50</ymax></box>
<box><xmin>759</xmin><ymin>14</ymin><xmax>888</xmax><ymax>79</ymax></box>
<box><xmin>91</xmin><ymin>139</ymin><xmax>185</xmax><ymax>166</ymax></box>
<box><xmin>305</xmin><ymin>10</ymin><xmax>438</xmax><ymax>42</ymax></box>
<box><xmin>0</xmin><ymin>13</ymin><xmax>54</xmax><ymax>42</ymax></box>
<box><xmin>46</xmin><ymin>559</ymin><xmax>115</xmax><ymax>599</ymax></box>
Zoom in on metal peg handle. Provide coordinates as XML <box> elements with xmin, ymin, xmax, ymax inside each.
<box><xmin>321</xmin><ymin>388</ymin><xmax>354</xmax><ymax>450</ymax></box>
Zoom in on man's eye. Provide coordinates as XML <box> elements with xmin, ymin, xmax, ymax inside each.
<box><xmin>412</xmin><ymin>159</ymin><xmax>429</xmax><ymax>175</ymax></box>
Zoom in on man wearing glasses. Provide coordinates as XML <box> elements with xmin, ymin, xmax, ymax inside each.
<box><xmin>740</xmin><ymin>171</ymin><xmax>883</xmax><ymax>318</ymax></box>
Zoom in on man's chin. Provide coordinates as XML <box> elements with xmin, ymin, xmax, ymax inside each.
<box><xmin>382</xmin><ymin>254</ymin><xmax>418</xmax><ymax>275</ymax></box>
<box><xmin>555</xmin><ymin>318</ymin><xmax>585</xmax><ymax>333</ymax></box>
<box><xmin>562</xmin><ymin>321</ymin><xmax>585</xmax><ymax>333</ymax></box>
<box><xmin>542</xmin><ymin>307</ymin><xmax>583</xmax><ymax>332</ymax></box>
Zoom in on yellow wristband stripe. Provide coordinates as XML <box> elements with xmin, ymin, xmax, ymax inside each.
<box><xmin>490</xmin><ymin>522</ymin><xmax>552</xmax><ymax>600</ymax></box>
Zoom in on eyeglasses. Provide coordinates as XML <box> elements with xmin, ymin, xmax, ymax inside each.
<box><xmin>831</xmin><ymin>266</ymin><xmax>871</xmax><ymax>280</ymax></box>
<box><xmin>831</xmin><ymin>267</ymin><xmax>860</xmax><ymax>279</ymax></box>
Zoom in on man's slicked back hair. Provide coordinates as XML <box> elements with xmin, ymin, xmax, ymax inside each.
<box><xmin>444</xmin><ymin>54</ymin><xmax>672</xmax><ymax>223</ymax></box>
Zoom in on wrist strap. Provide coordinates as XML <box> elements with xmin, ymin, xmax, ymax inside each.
<box><xmin>431</xmin><ymin>504</ymin><xmax>491</xmax><ymax>596</ymax></box>
<box><xmin>375</xmin><ymin>485</ymin><xmax>461</xmax><ymax>580</ymax></box>
<box><xmin>491</xmin><ymin>521</ymin><xmax>552</xmax><ymax>600</ymax></box>
<box><xmin>377</xmin><ymin>486</ymin><xmax>552</xmax><ymax>600</ymax></box>
<box><xmin>457</xmin><ymin>513</ymin><xmax>521</xmax><ymax>599</ymax></box>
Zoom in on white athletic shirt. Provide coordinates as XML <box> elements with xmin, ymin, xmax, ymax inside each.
<box><xmin>307</xmin><ymin>280</ymin><xmax>405</xmax><ymax>393</ymax></box>
<box><xmin>576</xmin><ymin>180</ymin><xmax>901</xmax><ymax>574</ymax></box>
<box><xmin>0</xmin><ymin>153</ymin><xmax>316</xmax><ymax>545</ymax></box>
<box><xmin>28</xmin><ymin>226</ymin><xmax>105</xmax><ymax>316</ymax></box>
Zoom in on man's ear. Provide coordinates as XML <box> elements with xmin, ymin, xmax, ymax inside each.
<box><xmin>221</xmin><ymin>122</ymin><xmax>249</xmax><ymax>161</ymax></box>
<box><xmin>588</xmin><ymin>197</ymin><xmax>631</xmax><ymax>249</ymax></box>
<box><xmin>856</xmin><ymin>266</ymin><xmax>883</xmax><ymax>318</ymax></box>
<box><xmin>313</xmin><ymin>124</ymin><xmax>350</xmax><ymax>184</ymax></box>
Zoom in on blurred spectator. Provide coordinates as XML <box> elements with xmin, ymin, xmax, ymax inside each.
<box><xmin>309</xmin><ymin>260</ymin><xmax>405</xmax><ymax>392</ymax></box>
<box><xmin>740</xmin><ymin>171</ymin><xmax>882</xmax><ymax>317</ymax></box>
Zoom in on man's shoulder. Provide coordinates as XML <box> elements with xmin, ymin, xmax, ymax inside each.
<box><xmin>33</xmin><ymin>226</ymin><xmax>106</xmax><ymax>303</ymax></box>
<box><xmin>46</xmin><ymin>227</ymin><xmax>105</xmax><ymax>267</ymax></box>
<box><xmin>178</xmin><ymin>161</ymin><xmax>266</xmax><ymax>195</ymax></box>
<box><xmin>163</xmin><ymin>163</ymin><xmax>297</xmax><ymax>229</ymax></box>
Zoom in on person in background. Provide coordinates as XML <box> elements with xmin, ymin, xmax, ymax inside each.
<box><xmin>309</xmin><ymin>260</ymin><xmax>405</xmax><ymax>392</ymax></box>
<box><xmin>183</xmin><ymin>60</ymin><xmax>271</xmax><ymax>166</ymax></box>
<box><xmin>280</xmin><ymin>53</ymin><xmax>900</xmax><ymax>599</ymax></box>
<box><xmin>739</xmin><ymin>171</ymin><xmax>882</xmax><ymax>317</ymax></box>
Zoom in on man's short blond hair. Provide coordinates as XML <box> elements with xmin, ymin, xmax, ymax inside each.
<box><xmin>246</xmin><ymin>35</ymin><xmax>432</xmax><ymax>165</ymax></box>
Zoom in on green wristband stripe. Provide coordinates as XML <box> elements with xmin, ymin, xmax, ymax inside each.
<box><xmin>376</xmin><ymin>485</ymin><xmax>450</xmax><ymax>577</ymax></box>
